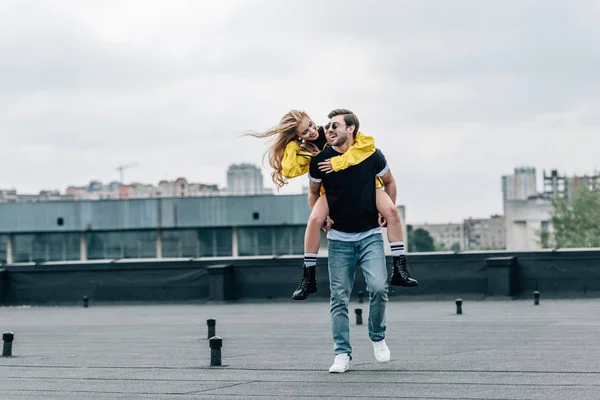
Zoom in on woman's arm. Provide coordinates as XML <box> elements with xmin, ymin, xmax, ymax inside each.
<box><xmin>327</xmin><ymin>131</ymin><xmax>376</xmax><ymax>172</ymax></box>
<box><xmin>282</xmin><ymin>140</ymin><xmax>313</xmax><ymax>179</ymax></box>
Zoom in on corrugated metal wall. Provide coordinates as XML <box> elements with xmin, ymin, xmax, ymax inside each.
<box><xmin>0</xmin><ymin>194</ymin><xmax>311</xmax><ymax>233</ymax></box>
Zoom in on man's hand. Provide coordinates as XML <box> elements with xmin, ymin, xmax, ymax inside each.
<box><xmin>378</xmin><ymin>214</ymin><xmax>388</xmax><ymax>227</ymax></box>
<box><xmin>322</xmin><ymin>216</ymin><xmax>334</xmax><ymax>232</ymax></box>
<box><xmin>318</xmin><ymin>159</ymin><xmax>334</xmax><ymax>174</ymax></box>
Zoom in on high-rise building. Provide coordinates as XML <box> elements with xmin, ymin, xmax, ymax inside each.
<box><xmin>504</xmin><ymin>197</ymin><xmax>552</xmax><ymax>251</ymax></box>
<box><xmin>463</xmin><ymin>215</ymin><xmax>506</xmax><ymax>250</ymax></box>
<box><xmin>411</xmin><ymin>215</ymin><xmax>506</xmax><ymax>251</ymax></box>
<box><xmin>502</xmin><ymin>166</ymin><xmax>537</xmax><ymax>203</ymax></box>
<box><xmin>543</xmin><ymin>169</ymin><xmax>600</xmax><ymax>200</ymax></box>
<box><xmin>65</xmin><ymin>178</ymin><xmax>222</xmax><ymax>200</ymax></box>
<box><xmin>0</xmin><ymin>189</ymin><xmax>71</xmax><ymax>203</ymax></box>
<box><xmin>503</xmin><ymin>167</ymin><xmax>547</xmax><ymax>251</ymax></box>
<box><xmin>542</xmin><ymin>169</ymin><xmax>565</xmax><ymax>199</ymax></box>
<box><xmin>505</xmin><ymin>168</ymin><xmax>599</xmax><ymax>251</ymax></box>
<box><xmin>226</xmin><ymin>163</ymin><xmax>265</xmax><ymax>195</ymax></box>
<box><xmin>410</xmin><ymin>222</ymin><xmax>466</xmax><ymax>251</ymax></box>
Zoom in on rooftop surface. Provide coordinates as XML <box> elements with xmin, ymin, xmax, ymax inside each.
<box><xmin>1</xmin><ymin>298</ymin><xmax>599</xmax><ymax>399</ymax></box>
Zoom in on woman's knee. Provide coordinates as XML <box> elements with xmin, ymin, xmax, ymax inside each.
<box><xmin>380</xmin><ymin>203</ymin><xmax>400</xmax><ymax>222</ymax></box>
<box><xmin>309</xmin><ymin>197</ymin><xmax>328</xmax><ymax>225</ymax></box>
<box><xmin>308</xmin><ymin>212</ymin><xmax>326</xmax><ymax>227</ymax></box>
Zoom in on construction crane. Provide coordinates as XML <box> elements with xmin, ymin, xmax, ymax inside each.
<box><xmin>116</xmin><ymin>163</ymin><xmax>138</xmax><ymax>184</ymax></box>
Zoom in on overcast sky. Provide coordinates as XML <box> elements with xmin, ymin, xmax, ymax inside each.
<box><xmin>1</xmin><ymin>0</ymin><xmax>598</xmax><ymax>223</ymax></box>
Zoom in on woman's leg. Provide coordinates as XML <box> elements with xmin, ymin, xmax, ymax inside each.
<box><xmin>375</xmin><ymin>190</ymin><xmax>418</xmax><ymax>287</ymax></box>
<box><xmin>304</xmin><ymin>194</ymin><xmax>329</xmax><ymax>254</ymax></box>
<box><xmin>292</xmin><ymin>194</ymin><xmax>330</xmax><ymax>300</ymax></box>
<box><xmin>376</xmin><ymin>190</ymin><xmax>403</xmax><ymax>243</ymax></box>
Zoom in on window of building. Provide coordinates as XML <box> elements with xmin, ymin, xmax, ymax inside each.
<box><xmin>238</xmin><ymin>227</ymin><xmax>272</xmax><ymax>256</ymax></box>
<box><xmin>238</xmin><ymin>226</ymin><xmax>304</xmax><ymax>256</ymax></box>
<box><xmin>87</xmin><ymin>231</ymin><xmax>156</xmax><ymax>260</ymax></box>
<box><xmin>0</xmin><ymin>234</ymin><xmax>7</xmax><ymax>264</ymax></box>
<box><xmin>161</xmin><ymin>228</ymin><xmax>232</xmax><ymax>258</ymax></box>
<box><xmin>274</xmin><ymin>226</ymin><xmax>304</xmax><ymax>255</ymax></box>
<box><xmin>12</xmin><ymin>233</ymin><xmax>80</xmax><ymax>263</ymax></box>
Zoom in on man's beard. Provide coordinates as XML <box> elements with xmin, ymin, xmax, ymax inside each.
<box><xmin>330</xmin><ymin>135</ymin><xmax>347</xmax><ymax>147</ymax></box>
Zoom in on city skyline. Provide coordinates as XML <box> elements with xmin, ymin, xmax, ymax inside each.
<box><xmin>1</xmin><ymin>1</ymin><xmax>599</xmax><ymax>223</ymax></box>
<box><xmin>4</xmin><ymin>164</ymin><xmax>598</xmax><ymax>228</ymax></box>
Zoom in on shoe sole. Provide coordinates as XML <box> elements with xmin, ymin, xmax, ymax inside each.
<box><xmin>328</xmin><ymin>368</ymin><xmax>349</xmax><ymax>373</ymax></box>
<box><xmin>390</xmin><ymin>282</ymin><xmax>419</xmax><ymax>287</ymax></box>
<box><xmin>291</xmin><ymin>287</ymin><xmax>318</xmax><ymax>300</ymax></box>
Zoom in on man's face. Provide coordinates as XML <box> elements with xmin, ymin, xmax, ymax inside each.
<box><xmin>326</xmin><ymin>115</ymin><xmax>352</xmax><ymax>147</ymax></box>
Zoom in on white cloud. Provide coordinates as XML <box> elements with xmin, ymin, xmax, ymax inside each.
<box><xmin>0</xmin><ymin>0</ymin><xmax>598</xmax><ymax>223</ymax></box>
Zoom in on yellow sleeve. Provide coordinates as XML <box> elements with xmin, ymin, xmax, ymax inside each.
<box><xmin>329</xmin><ymin>131</ymin><xmax>376</xmax><ymax>172</ymax></box>
<box><xmin>281</xmin><ymin>140</ymin><xmax>313</xmax><ymax>179</ymax></box>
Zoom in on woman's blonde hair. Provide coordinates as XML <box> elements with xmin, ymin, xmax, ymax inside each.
<box><xmin>246</xmin><ymin>110</ymin><xmax>320</xmax><ymax>190</ymax></box>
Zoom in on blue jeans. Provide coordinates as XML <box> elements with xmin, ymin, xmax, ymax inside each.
<box><xmin>328</xmin><ymin>233</ymin><xmax>388</xmax><ymax>356</ymax></box>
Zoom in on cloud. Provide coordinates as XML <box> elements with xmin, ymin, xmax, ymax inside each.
<box><xmin>0</xmin><ymin>0</ymin><xmax>598</xmax><ymax>223</ymax></box>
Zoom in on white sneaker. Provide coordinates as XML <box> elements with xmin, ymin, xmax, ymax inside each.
<box><xmin>371</xmin><ymin>339</ymin><xmax>390</xmax><ymax>362</ymax></box>
<box><xmin>328</xmin><ymin>354</ymin><xmax>351</xmax><ymax>373</ymax></box>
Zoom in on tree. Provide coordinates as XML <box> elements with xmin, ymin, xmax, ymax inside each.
<box><xmin>407</xmin><ymin>225</ymin><xmax>436</xmax><ymax>252</ymax></box>
<box><xmin>540</xmin><ymin>183</ymin><xmax>600</xmax><ymax>249</ymax></box>
<box><xmin>450</xmin><ymin>242</ymin><xmax>461</xmax><ymax>252</ymax></box>
<box><xmin>539</xmin><ymin>228</ymin><xmax>553</xmax><ymax>249</ymax></box>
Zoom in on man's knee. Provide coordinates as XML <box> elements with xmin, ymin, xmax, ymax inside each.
<box><xmin>330</xmin><ymin>290</ymin><xmax>350</xmax><ymax>307</ymax></box>
<box><xmin>369</xmin><ymin>281</ymin><xmax>388</xmax><ymax>298</ymax></box>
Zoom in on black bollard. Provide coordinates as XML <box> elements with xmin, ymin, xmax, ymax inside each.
<box><xmin>455</xmin><ymin>298</ymin><xmax>463</xmax><ymax>315</ymax></box>
<box><xmin>207</xmin><ymin>318</ymin><xmax>216</xmax><ymax>339</ymax></box>
<box><xmin>533</xmin><ymin>291</ymin><xmax>540</xmax><ymax>306</ymax></box>
<box><xmin>358</xmin><ymin>290</ymin><xmax>365</xmax><ymax>304</ymax></box>
<box><xmin>2</xmin><ymin>331</ymin><xmax>14</xmax><ymax>357</ymax></box>
<box><xmin>354</xmin><ymin>308</ymin><xmax>363</xmax><ymax>325</ymax></box>
<box><xmin>209</xmin><ymin>336</ymin><xmax>222</xmax><ymax>366</ymax></box>
<box><xmin>82</xmin><ymin>296</ymin><xmax>89</xmax><ymax>308</ymax></box>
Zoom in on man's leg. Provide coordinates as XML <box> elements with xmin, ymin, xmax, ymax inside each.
<box><xmin>357</xmin><ymin>233</ymin><xmax>390</xmax><ymax>361</ymax></box>
<box><xmin>327</xmin><ymin>239</ymin><xmax>358</xmax><ymax>356</ymax></box>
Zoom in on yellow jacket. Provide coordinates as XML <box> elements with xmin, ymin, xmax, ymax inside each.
<box><xmin>281</xmin><ymin>132</ymin><xmax>384</xmax><ymax>190</ymax></box>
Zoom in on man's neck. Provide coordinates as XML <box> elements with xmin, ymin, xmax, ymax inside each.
<box><xmin>332</xmin><ymin>137</ymin><xmax>355</xmax><ymax>154</ymax></box>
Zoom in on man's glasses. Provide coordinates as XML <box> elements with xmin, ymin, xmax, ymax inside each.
<box><xmin>325</xmin><ymin>123</ymin><xmax>342</xmax><ymax>130</ymax></box>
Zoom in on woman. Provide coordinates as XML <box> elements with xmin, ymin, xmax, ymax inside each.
<box><xmin>249</xmin><ymin>110</ymin><xmax>417</xmax><ymax>300</ymax></box>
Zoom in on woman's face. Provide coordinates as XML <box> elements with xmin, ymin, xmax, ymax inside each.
<box><xmin>296</xmin><ymin>116</ymin><xmax>319</xmax><ymax>141</ymax></box>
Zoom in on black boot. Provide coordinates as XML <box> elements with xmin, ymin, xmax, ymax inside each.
<box><xmin>390</xmin><ymin>255</ymin><xmax>418</xmax><ymax>287</ymax></box>
<box><xmin>292</xmin><ymin>265</ymin><xmax>317</xmax><ymax>300</ymax></box>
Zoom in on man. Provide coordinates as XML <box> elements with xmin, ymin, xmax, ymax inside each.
<box><xmin>308</xmin><ymin>109</ymin><xmax>405</xmax><ymax>373</ymax></box>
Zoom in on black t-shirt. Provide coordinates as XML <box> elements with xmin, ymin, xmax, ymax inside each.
<box><xmin>309</xmin><ymin>146</ymin><xmax>388</xmax><ymax>233</ymax></box>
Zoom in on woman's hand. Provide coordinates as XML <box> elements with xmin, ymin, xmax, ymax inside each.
<box><xmin>318</xmin><ymin>159</ymin><xmax>334</xmax><ymax>174</ymax></box>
